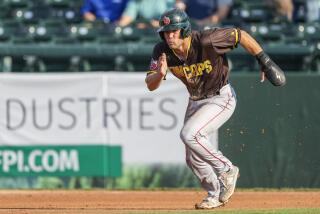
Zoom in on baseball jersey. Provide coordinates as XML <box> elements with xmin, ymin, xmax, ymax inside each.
<box><xmin>147</xmin><ymin>28</ymin><xmax>240</xmax><ymax>100</ymax></box>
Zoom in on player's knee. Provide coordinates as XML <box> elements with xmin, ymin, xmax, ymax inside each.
<box><xmin>180</xmin><ymin>127</ymin><xmax>188</xmax><ymax>143</ymax></box>
<box><xmin>180</xmin><ymin>126</ymin><xmax>196</xmax><ymax>145</ymax></box>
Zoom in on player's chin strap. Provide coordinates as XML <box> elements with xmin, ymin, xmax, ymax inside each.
<box><xmin>256</xmin><ymin>51</ymin><xmax>286</xmax><ymax>87</ymax></box>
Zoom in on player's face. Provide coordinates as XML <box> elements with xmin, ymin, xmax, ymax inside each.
<box><xmin>163</xmin><ymin>29</ymin><xmax>184</xmax><ymax>49</ymax></box>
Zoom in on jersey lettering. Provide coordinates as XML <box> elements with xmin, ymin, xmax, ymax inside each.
<box><xmin>170</xmin><ymin>60</ymin><xmax>213</xmax><ymax>79</ymax></box>
<box><xmin>169</xmin><ymin>66</ymin><xmax>184</xmax><ymax>77</ymax></box>
<box><xmin>204</xmin><ymin>60</ymin><xmax>212</xmax><ymax>73</ymax></box>
<box><xmin>183</xmin><ymin>66</ymin><xmax>192</xmax><ymax>79</ymax></box>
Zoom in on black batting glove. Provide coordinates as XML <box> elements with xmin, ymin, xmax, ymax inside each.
<box><xmin>256</xmin><ymin>51</ymin><xmax>286</xmax><ymax>87</ymax></box>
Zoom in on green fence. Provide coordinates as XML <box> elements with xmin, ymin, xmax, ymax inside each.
<box><xmin>220</xmin><ymin>73</ymin><xmax>320</xmax><ymax>188</ymax></box>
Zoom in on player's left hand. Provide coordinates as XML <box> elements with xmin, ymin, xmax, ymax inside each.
<box><xmin>256</xmin><ymin>51</ymin><xmax>286</xmax><ymax>86</ymax></box>
<box><xmin>158</xmin><ymin>53</ymin><xmax>168</xmax><ymax>77</ymax></box>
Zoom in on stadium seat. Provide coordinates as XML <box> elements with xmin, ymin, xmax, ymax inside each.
<box><xmin>231</xmin><ymin>3</ymin><xmax>271</xmax><ymax>23</ymax></box>
<box><xmin>21</xmin><ymin>56</ymin><xmax>86</xmax><ymax>72</ymax></box>
<box><xmin>46</xmin><ymin>0</ymin><xmax>85</xmax><ymax>20</ymax></box>
<box><xmin>0</xmin><ymin>20</ymin><xmax>26</xmax><ymax>42</ymax></box>
<box><xmin>45</xmin><ymin>0</ymin><xmax>70</xmax><ymax>8</ymax></box>
<box><xmin>0</xmin><ymin>56</ymin><xmax>43</xmax><ymax>73</ymax></box>
<box><xmin>302</xmin><ymin>23</ymin><xmax>320</xmax><ymax>43</ymax></box>
<box><xmin>68</xmin><ymin>56</ymin><xmax>91</xmax><ymax>72</ymax></box>
<box><xmin>22</xmin><ymin>56</ymin><xmax>47</xmax><ymax>72</ymax></box>
<box><xmin>68</xmin><ymin>21</ymin><xmax>118</xmax><ymax>43</ymax></box>
<box><xmin>27</xmin><ymin>25</ymin><xmax>48</xmax><ymax>42</ymax></box>
<box><xmin>5</xmin><ymin>56</ymin><xmax>26</xmax><ymax>72</ymax></box>
<box><xmin>3</xmin><ymin>0</ymin><xmax>29</xmax><ymax>8</ymax></box>
<box><xmin>0</xmin><ymin>5</ymin><xmax>10</xmax><ymax>19</ymax></box>
<box><xmin>36</xmin><ymin>57</ymin><xmax>70</xmax><ymax>72</ymax></box>
<box><xmin>118</xmin><ymin>24</ymin><xmax>157</xmax><ymax>42</ymax></box>
<box><xmin>247</xmin><ymin>23</ymin><xmax>284</xmax><ymax>43</ymax></box>
<box><xmin>25</xmin><ymin>20</ymin><xmax>68</xmax><ymax>42</ymax></box>
<box><xmin>49</xmin><ymin>6</ymin><xmax>82</xmax><ymax>24</ymax></box>
<box><xmin>12</xmin><ymin>8</ymin><xmax>39</xmax><ymax>24</ymax></box>
<box><xmin>68</xmin><ymin>23</ymin><xmax>97</xmax><ymax>42</ymax></box>
<box><xmin>22</xmin><ymin>5</ymin><xmax>52</xmax><ymax>21</ymax></box>
<box><xmin>283</xmin><ymin>23</ymin><xmax>320</xmax><ymax>45</ymax></box>
<box><xmin>118</xmin><ymin>26</ymin><xmax>142</xmax><ymax>42</ymax></box>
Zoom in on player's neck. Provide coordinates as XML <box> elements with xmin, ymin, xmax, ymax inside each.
<box><xmin>172</xmin><ymin>36</ymin><xmax>191</xmax><ymax>61</ymax></box>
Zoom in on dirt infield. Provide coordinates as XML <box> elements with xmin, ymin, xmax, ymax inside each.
<box><xmin>0</xmin><ymin>190</ymin><xmax>319</xmax><ymax>213</ymax></box>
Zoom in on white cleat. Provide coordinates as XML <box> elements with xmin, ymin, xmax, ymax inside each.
<box><xmin>219</xmin><ymin>165</ymin><xmax>240</xmax><ymax>203</ymax></box>
<box><xmin>195</xmin><ymin>196</ymin><xmax>224</xmax><ymax>209</ymax></box>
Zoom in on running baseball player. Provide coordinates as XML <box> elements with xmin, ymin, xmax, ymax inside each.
<box><xmin>145</xmin><ymin>8</ymin><xmax>285</xmax><ymax>209</ymax></box>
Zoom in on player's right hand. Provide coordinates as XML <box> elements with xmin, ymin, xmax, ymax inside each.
<box><xmin>157</xmin><ymin>53</ymin><xmax>168</xmax><ymax>77</ymax></box>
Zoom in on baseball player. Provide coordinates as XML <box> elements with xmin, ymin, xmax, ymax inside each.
<box><xmin>145</xmin><ymin>8</ymin><xmax>285</xmax><ymax>209</ymax></box>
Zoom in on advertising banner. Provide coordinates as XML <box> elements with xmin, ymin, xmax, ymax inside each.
<box><xmin>0</xmin><ymin>72</ymin><xmax>191</xmax><ymax>176</ymax></box>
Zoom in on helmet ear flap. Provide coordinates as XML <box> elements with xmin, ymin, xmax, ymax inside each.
<box><xmin>180</xmin><ymin>30</ymin><xmax>184</xmax><ymax>38</ymax></box>
<box><xmin>181</xmin><ymin>22</ymin><xmax>191</xmax><ymax>38</ymax></box>
<box><xmin>159</xmin><ymin>32</ymin><xmax>165</xmax><ymax>40</ymax></box>
<box><xmin>183</xmin><ymin>22</ymin><xmax>191</xmax><ymax>38</ymax></box>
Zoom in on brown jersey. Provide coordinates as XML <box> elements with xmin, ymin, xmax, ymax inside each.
<box><xmin>147</xmin><ymin>27</ymin><xmax>241</xmax><ymax>100</ymax></box>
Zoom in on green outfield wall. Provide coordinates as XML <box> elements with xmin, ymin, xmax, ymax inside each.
<box><xmin>220</xmin><ymin>73</ymin><xmax>320</xmax><ymax>188</ymax></box>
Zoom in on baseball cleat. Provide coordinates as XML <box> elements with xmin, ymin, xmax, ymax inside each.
<box><xmin>195</xmin><ymin>196</ymin><xmax>224</xmax><ymax>209</ymax></box>
<box><xmin>219</xmin><ymin>165</ymin><xmax>239</xmax><ymax>203</ymax></box>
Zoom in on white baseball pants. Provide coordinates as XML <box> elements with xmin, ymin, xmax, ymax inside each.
<box><xmin>180</xmin><ymin>84</ymin><xmax>236</xmax><ymax>198</ymax></box>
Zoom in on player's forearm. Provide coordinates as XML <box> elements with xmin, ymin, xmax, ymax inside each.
<box><xmin>145</xmin><ymin>72</ymin><xmax>164</xmax><ymax>91</ymax></box>
<box><xmin>239</xmin><ymin>30</ymin><xmax>263</xmax><ymax>56</ymax></box>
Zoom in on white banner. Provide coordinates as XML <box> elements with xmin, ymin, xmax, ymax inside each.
<box><xmin>0</xmin><ymin>73</ymin><xmax>107</xmax><ymax>145</ymax></box>
<box><xmin>0</xmin><ymin>72</ymin><xmax>190</xmax><ymax>163</ymax></box>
